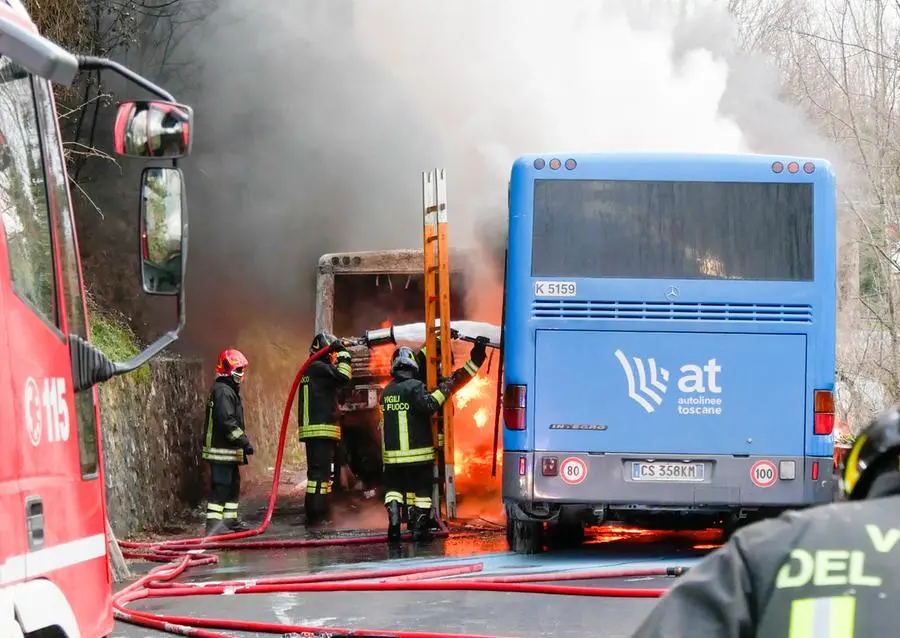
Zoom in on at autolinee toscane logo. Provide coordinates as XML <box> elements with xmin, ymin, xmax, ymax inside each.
<box><xmin>615</xmin><ymin>349</ymin><xmax>669</xmax><ymax>413</ymax></box>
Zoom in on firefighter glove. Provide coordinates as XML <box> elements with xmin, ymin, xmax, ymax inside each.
<box><xmin>470</xmin><ymin>337</ymin><xmax>488</xmax><ymax>367</ymax></box>
<box><xmin>244</xmin><ymin>442</ymin><xmax>255</xmax><ymax>456</ymax></box>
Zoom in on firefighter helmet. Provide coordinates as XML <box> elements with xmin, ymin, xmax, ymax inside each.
<box><xmin>215</xmin><ymin>348</ymin><xmax>249</xmax><ymax>383</ymax></box>
<box><xmin>310</xmin><ymin>331</ymin><xmax>338</xmax><ymax>354</ymax></box>
<box><xmin>391</xmin><ymin>346</ymin><xmax>419</xmax><ymax>375</ymax></box>
<box><xmin>840</xmin><ymin>405</ymin><xmax>900</xmax><ymax>500</ymax></box>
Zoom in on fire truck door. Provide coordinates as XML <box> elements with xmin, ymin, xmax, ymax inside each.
<box><xmin>0</xmin><ymin>70</ymin><xmax>108</xmax><ymax>631</ymax></box>
<box><xmin>0</xmin><ymin>277</ymin><xmax>26</xmax><ymax>586</ymax></box>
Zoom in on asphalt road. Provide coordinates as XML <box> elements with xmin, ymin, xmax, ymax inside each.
<box><xmin>111</xmin><ymin>502</ymin><xmax>720</xmax><ymax>638</ymax></box>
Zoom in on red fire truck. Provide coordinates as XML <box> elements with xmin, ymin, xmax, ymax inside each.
<box><xmin>0</xmin><ymin>1</ymin><xmax>194</xmax><ymax>636</ymax></box>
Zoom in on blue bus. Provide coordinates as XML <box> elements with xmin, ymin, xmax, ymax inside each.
<box><xmin>500</xmin><ymin>152</ymin><xmax>837</xmax><ymax>553</ymax></box>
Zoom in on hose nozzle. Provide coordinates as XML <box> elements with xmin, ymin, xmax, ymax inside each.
<box><xmin>363</xmin><ymin>326</ymin><xmax>396</xmax><ymax>347</ymax></box>
<box><xmin>455</xmin><ymin>333</ymin><xmax>502</xmax><ymax>349</ymax></box>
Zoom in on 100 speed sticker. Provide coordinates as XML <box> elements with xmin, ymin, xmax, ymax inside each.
<box><xmin>559</xmin><ymin>457</ymin><xmax>587</xmax><ymax>485</ymax></box>
<box><xmin>750</xmin><ymin>460</ymin><xmax>778</xmax><ymax>489</ymax></box>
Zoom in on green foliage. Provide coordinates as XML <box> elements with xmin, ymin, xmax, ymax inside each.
<box><xmin>87</xmin><ymin>300</ymin><xmax>150</xmax><ymax>384</ymax></box>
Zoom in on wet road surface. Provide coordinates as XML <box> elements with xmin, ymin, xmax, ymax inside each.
<box><xmin>112</xmin><ymin>494</ymin><xmax>721</xmax><ymax>637</ymax></box>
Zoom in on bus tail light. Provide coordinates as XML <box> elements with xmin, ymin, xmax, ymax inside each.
<box><xmin>811</xmin><ymin>461</ymin><xmax>820</xmax><ymax>481</ymax></box>
<box><xmin>814</xmin><ymin>389</ymin><xmax>835</xmax><ymax>436</ymax></box>
<box><xmin>503</xmin><ymin>384</ymin><xmax>527</xmax><ymax>430</ymax></box>
<box><xmin>542</xmin><ymin>456</ymin><xmax>559</xmax><ymax>476</ymax></box>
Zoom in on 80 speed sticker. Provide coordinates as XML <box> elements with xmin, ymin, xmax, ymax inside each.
<box><xmin>750</xmin><ymin>460</ymin><xmax>778</xmax><ymax>489</ymax></box>
<box><xmin>560</xmin><ymin>457</ymin><xmax>587</xmax><ymax>485</ymax></box>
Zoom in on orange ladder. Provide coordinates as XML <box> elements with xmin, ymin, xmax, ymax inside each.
<box><xmin>422</xmin><ymin>168</ymin><xmax>456</xmax><ymax>520</ymax></box>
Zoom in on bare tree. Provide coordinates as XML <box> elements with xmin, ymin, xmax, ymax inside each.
<box><xmin>24</xmin><ymin>0</ymin><xmax>210</xmax><ymax>183</ymax></box>
<box><xmin>727</xmin><ymin>0</ymin><xmax>900</xmax><ymax>429</ymax></box>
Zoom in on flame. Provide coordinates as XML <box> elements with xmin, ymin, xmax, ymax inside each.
<box><xmin>584</xmin><ymin>525</ymin><xmax>723</xmax><ymax>548</ymax></box>
<box><xmin>453</xmin><ymin>375</ymin><xmax>491</xmax><ymax>409</ymax></box>
<box><xmin>368</xmin><ymin>320</ymin><xmax>394</xmax><ymax>387</ymax></box>
<box><xmin>448</xmin><ymin>354</ymin><xmax>503</xmax><ymax>498</ymax></box>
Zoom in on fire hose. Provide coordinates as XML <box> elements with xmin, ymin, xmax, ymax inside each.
<box><xmin>112</xmin><ymin>345</ymin><xmax>684</xmax><ymax>637</ymax></box>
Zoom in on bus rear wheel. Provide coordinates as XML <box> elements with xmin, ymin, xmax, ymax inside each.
<box><xmin>506</xmin><ymin>518</ymin><xmax>545</xmax><ymax>554</ymax></box>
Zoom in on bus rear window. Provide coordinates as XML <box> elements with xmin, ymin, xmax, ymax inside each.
<box><xmin>531</xmin><ymin>179</ymin><xmax>814</xmax><ymax>281</ymax></box>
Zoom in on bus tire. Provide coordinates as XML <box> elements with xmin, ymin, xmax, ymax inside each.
<box><xmin>507</xmin><ymin>518</ymin><xmax>544</xmax><ymax>554</ymax></box>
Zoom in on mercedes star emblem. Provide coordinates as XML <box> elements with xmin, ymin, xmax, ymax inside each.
<box><xmin>665</xmin><ymin>286</ymin><xmax>679</xmax><ymax>300</ymax></box>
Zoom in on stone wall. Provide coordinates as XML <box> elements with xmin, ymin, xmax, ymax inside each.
<box><xmin>100</xmin><ymin>357</ymin><xmax>207</xmax><ymax>537</ymax></box>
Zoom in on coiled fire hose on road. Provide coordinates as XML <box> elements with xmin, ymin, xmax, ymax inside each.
<box><xmin>112</xmin><ymin>346</ymin><xmax>684</xmax><ymax>637</ymax></box>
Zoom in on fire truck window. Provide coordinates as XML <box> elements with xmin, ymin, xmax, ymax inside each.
<box><xmin>32</xmin><ymin>78</ymin><xmax>99</xmax><ymax>478</ymax></box>
<box><xmin>0</xmin><ymin>60</ymin><xmax>58</xmax><ymax>327</ymax></box>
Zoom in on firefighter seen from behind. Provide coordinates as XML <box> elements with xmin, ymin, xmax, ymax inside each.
<box><xmin>381</xmin><ymin>339</ymin><xmax>487</xmax><ymax>543</ymax></box>
<box><xmin>201</xmin><ymin>348</ymin><xmax>255</xmax><ymax>537</ymax></box>
<box><xmin>298</xmin><ymin>332</ymin><xmax>354</xmax><ymax>526</ymax></box>
<box><xmin>634</xmin><ymin>404</ymin><xmax>900</xmax><ymax>637</ymax></box>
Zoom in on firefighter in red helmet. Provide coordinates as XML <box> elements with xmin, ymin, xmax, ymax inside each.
<box><xmin>297</xmin><ymin>332</ymin><xmax>353</xmax><ymax>526</ymax></box>
<box><xmin>201</xmin><ymin>348</ymin><xmax>255</xmax><ymax>536</ymax></box>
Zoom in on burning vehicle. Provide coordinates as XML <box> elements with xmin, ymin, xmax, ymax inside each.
<box><xmin>315</xmin><ymin>249</ymin><xmax>503</xmax><ymax>506</ymax></box>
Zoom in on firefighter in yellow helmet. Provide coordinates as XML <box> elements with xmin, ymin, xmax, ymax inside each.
<box><xmin>380</xmin><ymin>340</ymin><xmax>486</xmax><ymax>542</ymax></box>
<box><xmin>633</xmin><ymin>404</ymin><xmax>900</xmax><ymax>637</ymax></box>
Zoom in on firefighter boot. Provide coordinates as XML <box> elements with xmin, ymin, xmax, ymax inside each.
<box><xmin>408</xmin><ymin>506</ymin><xmax>431</xmax><ymax>542</ymax></box>
<box><xmin>305</xmin><ymin>493</ymin><xmax>332</xmax><ymax>527</ymax></box>
<box><xmin>386</xmin><ymin>501</ymin><xmax>402</xmax><ymax>544</ymax></box>
<box><xmin>225</xmin><ymin>518</ymin><xmax>253</xmax><ymax>532</ymax></box>
<box><xmin>224</xmin><ymin>502</ymin><xmax>253</xmax><ymax>532</ymax></box>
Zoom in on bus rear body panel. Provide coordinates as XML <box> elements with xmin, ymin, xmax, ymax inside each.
<box><xmin>534</xmin><ymin>329</ymin><xmax>807</xmax><ymax>456</ymax></box>
<box><xmin>502</xmin><ymin>152</ymin><xmax>837</xmax><ymax>524</ymax></box>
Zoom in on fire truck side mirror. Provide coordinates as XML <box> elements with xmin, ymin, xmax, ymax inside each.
<box><xmin>140</xmin><ymin>167</ymin><xmax>185</xmax><ymax>296</ymax></box>
<box><xmin>113</xmin><ymin>100</ymin><xmax>193</xmax><ymax>159</ymax></box>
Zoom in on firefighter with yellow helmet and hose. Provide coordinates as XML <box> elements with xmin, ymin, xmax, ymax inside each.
<box><xmin>633</xmin><ymin>404</ymin><xmax>900</xmax><ymax>637</ymax></box>
<box><xmin>380</xmin><ymin>339</ymin><xmax>487</xmax><ymax>542</ymax></box>
<box><xmin>297</xmin><ymin>331</ymin><xmax>353</xmax><ymax>526</ymax></box>
<box><xmin>201</xmin><ymin>348</ymin><xmax>255</xmax><ymax>536</ymax></box>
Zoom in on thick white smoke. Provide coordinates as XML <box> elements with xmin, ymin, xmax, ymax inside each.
<box><xmin>173</xmin><ymin>0</ymin><xmax>836</xmax><ymax>356</ymax></box>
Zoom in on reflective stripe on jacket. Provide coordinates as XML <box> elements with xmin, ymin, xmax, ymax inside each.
<box><xmin>298</xmin><ymin>350</ymin><xmax>353</xmax><ymax>440</ymax></box>
<box><xmin>381</xmin><ymin>358</ymin><xmax>481</xmax><ymax>465</ymax></box>
<box><xmin>201</xmin><ymin>378</ymin><xmax>249</xmax><ymax>464</ymax></box>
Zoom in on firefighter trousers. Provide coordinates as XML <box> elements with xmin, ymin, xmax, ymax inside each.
<box><xmin>304</xmin><ymin>437</ymin><xmax>337</xmax><ymax>523</ymax></box>
<box><xmin>383</xmin><ymin>461</ymin><xmax>433</xmax><ymax>513</ymax></box>
<box><xmin>207</xmin><ymin>461</ymin><xmax>241</xmax><ymax>523</ymax></box>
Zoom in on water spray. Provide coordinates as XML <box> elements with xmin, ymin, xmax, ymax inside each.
<box><xmin>342</xmin><ymin>322</ymin><xmax>502</xmax><ymax>350</ymax></box>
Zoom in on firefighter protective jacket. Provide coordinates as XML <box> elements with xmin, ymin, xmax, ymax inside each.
<box><xmin>202</xmin><ymin>377</ymin><xmax>251</xmax><ymax>464</ymax></box>
<box><xmin>633</xmin><ymin>489</ymin><xmax>900</xmax><ymax>637</ymax></box>
<box><xmin>380</xmin><ymin>357</ymin><xmax>481</xmax><ymax>465</ymax></box>
<box><xmin>298</xmin><ymin>350</ymin><xmax>353</xmax><ymax>440</ymax></box>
